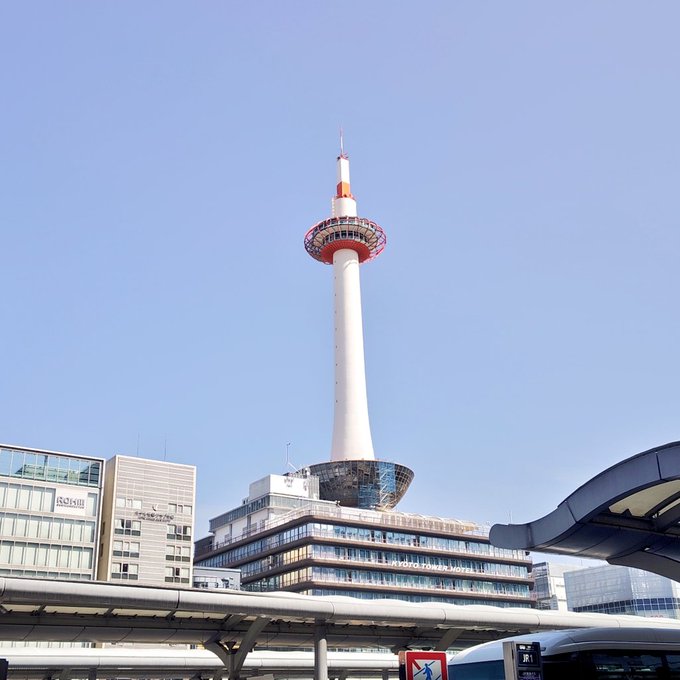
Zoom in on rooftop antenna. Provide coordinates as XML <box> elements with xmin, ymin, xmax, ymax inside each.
<box><xmin>136</xmin><ymin>433</ymin><xmax>140</xmax><ymax>457</ymax></box>
<box><xmin>163</xmin><ymin>437</ymin><xmax>167</xmax><ymax>461</ymax></box>
<box><xmin>339</xmin><ymin>126</ymin><xmax>346</xmax><ymax>158</ymax></box>
<box><xmin>285</xmin><ymin>442</ymin><xmax>298</xmax><ymax>473</ymax></box>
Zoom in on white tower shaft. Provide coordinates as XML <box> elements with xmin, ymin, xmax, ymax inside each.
<box><xmin>331</xmin><ymin>248</ymin><xmax>375</xmax><ymax>461</ymax></box>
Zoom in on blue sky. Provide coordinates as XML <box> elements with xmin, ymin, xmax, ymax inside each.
<box><xmin>1</xmin><ymin>2</ymin><xmax>679</xmax><ymax>543</ymax></box>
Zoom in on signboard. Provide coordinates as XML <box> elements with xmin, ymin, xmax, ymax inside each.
<box><xmin>54</xmin><ymin>487</ymin><xmax>89</xmax><ymax>516</ymax></box>
<box><xmin>399</xmin><ymin>651</ymin><xmax>448</xmax><ymax>680</ymax></box>
<box><xmin>503</xmin><ymin>641</ymin><xmax>543</xmax><ymax>680</ymax></box>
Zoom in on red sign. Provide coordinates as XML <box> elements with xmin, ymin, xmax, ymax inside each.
<box><xmin>403</xmin><ymin>651</ymin><xmax>448</xmax><ymax>680</ymax></box>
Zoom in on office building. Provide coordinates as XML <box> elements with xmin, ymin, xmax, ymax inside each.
<box><xmin>566</xmin><ymin>564</ymin><xmax>680</xmax><ymax>618</ymax></box>
<box><xmin>0</xmin><ymin>443</ymin><xmax>103</xmax><ymax>581</ymax></box>
<box><xmin>98</xmin><ymin>455</ymin><xmax>196</xmax><ymax>586</ymax></box>
<box><xmin>532</xmin><ymin>561</ymin><xmax>571</xmax><ymax>611</ymax></box>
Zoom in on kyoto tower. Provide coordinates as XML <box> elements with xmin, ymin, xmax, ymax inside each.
<box><xmin>304</xmin><ymin>142</ymin><xmax>413</xmax><ymax>510</ymax></box>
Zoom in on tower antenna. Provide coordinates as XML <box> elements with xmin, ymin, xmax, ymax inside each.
<box><xmin>339</xmin><ymin>126</ymin><xmax>346</xmax><ymax>158</ymax></box>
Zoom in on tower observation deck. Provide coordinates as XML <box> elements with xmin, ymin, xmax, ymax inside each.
<box><xmin>304</xmin><ymin>147</ymin><xmax>413</xmax><ymax>510</ymax></box>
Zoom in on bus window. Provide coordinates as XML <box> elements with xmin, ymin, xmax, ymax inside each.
<box><xmin>449</xmin><ymin>660</ymin><xmax>505</xmax><ymax>680</ymax></box>
<box><xmin>590</xmin><ymin>652</ymin><xmax>665</xmax><ymax>679</ymax></box>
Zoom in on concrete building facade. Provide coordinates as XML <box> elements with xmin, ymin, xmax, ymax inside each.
<box><xmin>97</xmin><ymin>455</ymin><xmax>196</xmax><ymax>586</ymax></box>
<box><xmin>0</xmin><ymin>443</ymin><xmax>104</xmax><ymax>581</ymax></box>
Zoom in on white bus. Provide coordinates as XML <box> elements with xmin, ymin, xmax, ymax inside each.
<box><xmin>448</xmin><ymin>627</ymin><xmax>680</xmax><ymax>679</ymax></box>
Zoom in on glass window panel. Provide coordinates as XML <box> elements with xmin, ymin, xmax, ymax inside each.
<box><xmin>0</xmin><ymin>543</ymin><xmax>11</xmax><ymax>563</ymax></box>
<box><xmin>10</xmin><ymin>452</ymin><xmax>24</xmax><ymax>477</ymax></box>
<box><xmin>27</xmin><ymin>518</ymin><xmax>39</xmax><ymax>539</ymax></box>
<box><xmin>89</xmin><ymin>463</ymin><xmax>100</xmax><ymax>486</ymax></box>
<box><xmin>24</xmin><ymin>544</ymin><xmax>36</xmax><ymax>566</ymax></box>
<box><xmin>47</xmin><ymin>547</ymin><xmax>59</xmax><ymax>567</ymax></box>
<box><xmin>86</xmin><ymin>493</ymin><xmax>97</xmax><ymax>516</ymax></box>
<box><xmin>17</xmin><ymin>487</ymin><xmax>30</xmax><ymax>510</ymax></box>
<box><xmin>46</xmin><ymin>457</ymin><xmax>60</xmax><ymax>481</ymax></box>
<box><xmin>14</xmin><ymin>516</ymin><xmax>26</xmax><ymax>537</ymax></box>
<box><xmin>23</xmin><ymin>453</ymin><xmax>36</xmax><ymax>479</ymax></box>
<box><xmin>12</xmin><ymin>543</ymin><xmax>24</xmax><ymax>565</ymax></box>
<box><xmin>0</xmin><ymin>451</ymin><xmax>13</xmax><ymax>477</ymax></box>
<box><xmin>29</xmin><ymin>488</ymin><xmax>42</xmax><ymax>511</ymax></box>
<box><xmin>41</xmin><ymin>488</ymin><xmax>54</xmax><ymax>511</ymax></box>
<box><xmin>38</xmin><ymin>519</ymin><xmax>50</xmax><ymax>539</ymax></box>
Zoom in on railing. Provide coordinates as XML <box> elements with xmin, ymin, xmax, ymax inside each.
<box><xmin>196</xmin><ymin>502</ymin><xmax>496</xmax><ymax>557</ymax></box>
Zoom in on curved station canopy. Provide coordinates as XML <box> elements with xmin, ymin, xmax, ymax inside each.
<box><xmin>490</xmin><ymin>441</ymin><xmax>680</xmax><ymax>580</ymax></box>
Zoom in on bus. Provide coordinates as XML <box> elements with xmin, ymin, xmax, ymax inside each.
<box><xmin>448</xmin><ymin>627</ymin><xmax>680</xmax><ymax>679</ymax></box>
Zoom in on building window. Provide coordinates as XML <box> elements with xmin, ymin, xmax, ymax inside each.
<box><xmin>114</xmin><ymin>519</ymin><xmax>141</xmax><ymax>536</ymax></box>
<box><xmin>165</xmin><ymin>545</ymin><xmax>191</xmax><ymax>562</ymax></box>
<box><xmin>164</xmin><ymin>565</ymin><xmax>190</xmax><ymax>584</ymax></box>
<box><xmin>112</xmin><ymin>541</ymin><xmax>140</xmax><ymax>558</ymax></box>
<box><xmin>167</xmin><ymin>524</ymin><xmax>192</xmax><ymax>541</ymax></box>
<box><xmin>111</xmin><ymin>562</ymin><xmax>139</xmax><ymax>580</ymax></box>
<box><xmin>115</xmin><ymin>497</ymin><xmax>142</xmax><ymax>510</ymax></box>
<box><xmin>168</xmin><ymin>503</ymin><xmax>193</xmax><ymax>516</ymax></box>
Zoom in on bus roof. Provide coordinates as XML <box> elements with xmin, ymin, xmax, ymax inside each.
<box><xmin>450</xmin><ymin>627</ymin><xmax>680</xmax><ymax>665</ymax></box>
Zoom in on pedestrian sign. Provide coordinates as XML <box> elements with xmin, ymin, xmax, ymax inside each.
<box><xmin>400</xmin><ymin>651</ymin><xmax>448</xmax><ymax>680</ymax></box>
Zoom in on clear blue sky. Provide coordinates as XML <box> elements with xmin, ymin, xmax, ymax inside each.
<box><xmin>2</xmin><ymin>2</ymin><xmax>679</xmax><ymax>542</ymax></box>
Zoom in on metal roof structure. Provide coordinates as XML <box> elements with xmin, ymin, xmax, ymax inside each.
<box><xmin>490</xmin><ymin>441</ymin><xmax>680</xmax><ymax>579</ymax></box>
<box><xmin>2</xmin><ymin>577</ymin><xmax>680</xmax><ymax>679</ymax></box>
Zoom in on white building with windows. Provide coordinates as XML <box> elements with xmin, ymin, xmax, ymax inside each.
<box><xmin>0</xmin><ymin>443</ymin><xmax>103</xmax><ymax>581</ymax></box>
<box><xmin>98</xmin><ymin>455</ymin><xmax>196</xmax><ymax>586</ymax></box>
<box><xmin>532</xmin><ymin>561</ymin><xmax>572</xmax><ymax>611</ymax></box>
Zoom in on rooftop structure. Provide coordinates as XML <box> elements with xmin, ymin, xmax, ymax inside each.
<box><xmin>304</xmin><ymin>145</ymin><xmax>413</xmax><ymax>510</ymax></box>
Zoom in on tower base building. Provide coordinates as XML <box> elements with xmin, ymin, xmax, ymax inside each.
<box><xmin>194</xmin><ymin>472</ymin><xmax>533</xmax><ymax>607</ymax></box>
